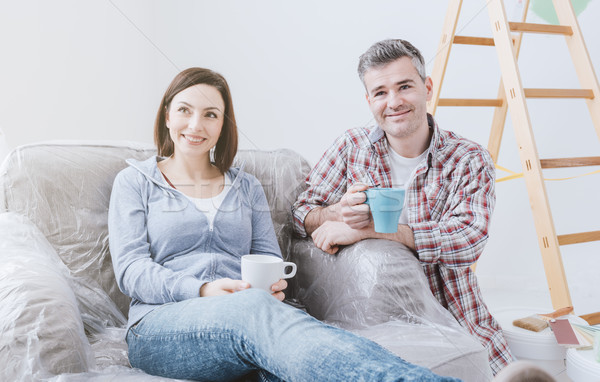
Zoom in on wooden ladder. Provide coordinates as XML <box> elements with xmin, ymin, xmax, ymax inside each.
<box><xmin>428</xmin><ymin>0</ymin><xmax>600</xmax><ymax>311</ymax></box>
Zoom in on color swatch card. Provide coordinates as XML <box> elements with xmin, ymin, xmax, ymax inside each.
<box><xmin>549</xmin><ymin>319</ymin><xmax>580</xmax><ymax>346</ymax></box>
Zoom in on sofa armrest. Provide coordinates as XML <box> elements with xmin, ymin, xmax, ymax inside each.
<box><xmin>0</xmin><ymin>213</ymin><xmax>95</xmax><ymax>380</ymax></box>
<box><xmin>291</xmin><ymin>238</ymin><xmax>462</xmax><ymax>330</ymax></box>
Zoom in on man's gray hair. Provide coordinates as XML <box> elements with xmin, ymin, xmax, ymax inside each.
<box><xmin>358</xmin><ymin>39</ymin><xmax>427</xmax><ymax>84</ymax></box>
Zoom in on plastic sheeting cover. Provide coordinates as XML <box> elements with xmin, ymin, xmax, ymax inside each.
<box><xmin>0</xmin><ymin>141</ymin><xmax>490</xmax><ymax>381</ymax></box>
<box><xmin>0</xmin><ymin>212</ymin><xmax>95</xmax><ymax>380</ymax></box>
<box><xmin>292</xmin><ymin>238</ymin><xmax>493</xmax><ymax>381</ymax></box>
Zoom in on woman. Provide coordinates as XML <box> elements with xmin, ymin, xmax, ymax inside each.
<box><xmin>108</xmin><ymin>67</ymin><xmax>458</xmax><ymax>381</ymax></box>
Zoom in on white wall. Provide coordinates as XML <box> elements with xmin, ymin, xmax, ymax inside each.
<box><xmin>1</xmin><ymin>0</ymin><xmax>598</xmax><ymax>314</ymax></box>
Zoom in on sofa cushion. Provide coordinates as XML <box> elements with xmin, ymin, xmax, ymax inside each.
<box><xmin>0</xmin><ymin>212</ymin><xmax>95</xmax><ymax>380</ymax></box>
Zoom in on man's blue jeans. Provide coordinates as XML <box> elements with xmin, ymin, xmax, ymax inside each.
<box><xmin>126</xmin><ymin>288</ymin><xmax>459</xmax><ymax>381</ymax></box>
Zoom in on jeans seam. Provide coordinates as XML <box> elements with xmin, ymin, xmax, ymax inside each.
<box><xmin>258</xmin><ymin>371</ymin><xmax>269</xmax><ymax>382</ymax></box>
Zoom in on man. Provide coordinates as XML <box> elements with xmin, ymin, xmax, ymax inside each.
<box><xmin>292</xmin><ymin>39</ymin><xmax>513</xmax><ymax>375</ymax></box>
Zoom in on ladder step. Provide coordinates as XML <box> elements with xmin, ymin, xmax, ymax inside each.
<box><xmin>523</xmin><ymin>88</ymin><xmax>595</xmax><ymax>99</ymax></box>
<box><xmin>453</xmin><ymin>35</ymin><xmax>517</xmax><ymax>46</ymax></box>
<box><xmin>438</xmin><ymin>98</ymin><xmax>503</xmax><ymax>107</ymax></box>
<box><xmin>540</xmin><ymin>156</ymin><xmax>600</xmax><ymax>169</ymax></box>
<box><xmin>557</xmin><ymin>230</ymin><xmax>600</xmax><ymax>246</ymax></box>
<box><xmin>508</xmin><ymin>22</ymin><xmax>573</xmax><ymax>35</ymax></box>
<box><xmin>453</xmin><ymin>36</ymin><xmax>495</xmax><ymax>46</ymax></box>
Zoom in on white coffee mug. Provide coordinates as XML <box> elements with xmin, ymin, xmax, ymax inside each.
<box><xmin>241</xmin><ymin>255</ymin><xmax>297</xmax><ymax>292</ymax></box>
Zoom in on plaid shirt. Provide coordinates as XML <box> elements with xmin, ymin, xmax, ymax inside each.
<box><xmin>292</xmin><ymin>115</ymin><xmax>513</xmax><ymax>375</ymax></box>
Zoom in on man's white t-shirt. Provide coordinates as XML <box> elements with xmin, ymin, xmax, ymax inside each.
<box><xmin>387</xmin><ymin>147</ymin><xmax>428</xmax><ymax>224</ymax></box>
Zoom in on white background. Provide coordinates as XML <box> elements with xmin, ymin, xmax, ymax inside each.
<box><xmin>1</xmin><ymin>0</ymin><xmax>598</xmax><ymax>315</ymax></box>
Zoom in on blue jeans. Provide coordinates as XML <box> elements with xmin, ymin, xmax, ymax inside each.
<box><xmin>126</xmin><ymin>288</ymin><xmax>459</xmax><ymax>382</ymax></box>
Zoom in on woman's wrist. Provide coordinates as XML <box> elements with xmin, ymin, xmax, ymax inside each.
<box><xmin>199</xmin><ymin>282</ymin><xmax>208</xmax><ymax>297</ymax></box>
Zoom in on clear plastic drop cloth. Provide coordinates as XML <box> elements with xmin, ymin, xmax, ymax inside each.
<box><xmin>0</xmin><ymin>141</ymin><xmax>491</xmax><ymax>381</ymax></box>
<box><xmin>46</xmin><ymin>366</ymin><xmax>192</xmax><ymax>382</ymax></box>
<box><xmin>291</xmin><ymin>238</ymin><xmax>493</xmax><ymax>381</ymax></box>
<box><xmin>0</xmin><ymin>212</ymin><xmax>96</xmax><ymax>380</ymax></box>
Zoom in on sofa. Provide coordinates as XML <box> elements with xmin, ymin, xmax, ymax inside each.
<box><xmin>0</xmin><ymin>141</ymin><xmax>492</xmax><ymax>381</ymax></box>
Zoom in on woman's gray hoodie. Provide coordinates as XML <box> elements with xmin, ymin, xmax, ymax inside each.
<box><xmin>108</xmin><ymin>156</ymin><xmax>282</xmax><ymax>329</ymax></box>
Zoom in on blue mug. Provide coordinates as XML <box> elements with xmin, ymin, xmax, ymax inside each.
<box><xmin>364</xmin><ymin>188</ymin><xmax>406</xmax><ymax>233</ymax></box>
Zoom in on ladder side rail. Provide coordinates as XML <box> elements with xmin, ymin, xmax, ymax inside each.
<box><xmin>487</xmin><ymin>0</ymin><xmax>572</xmax><ymax>309</ymax></box>
<box><xmin>488</xmin><ymin>0</ymin><xmax>530</xmax><ymax>162</ymax></box>
<box><xmin>428</xmin><ymin>0</ymin><xmax>463</xmax><ymax>116</ymax></box>
<box><xmin>552</xmin><ymin>0</ymin><xmax>600</xmax><ymax>142</ymax></box>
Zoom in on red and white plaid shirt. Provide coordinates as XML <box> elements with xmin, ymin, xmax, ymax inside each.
<box><xmin>292</xmin><ymin>115</ymin><xmax>513</xmax><ymax>374</ymax></box>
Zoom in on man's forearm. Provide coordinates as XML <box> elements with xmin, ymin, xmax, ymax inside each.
<box><xmin>367</xmin><ymin>224</ymin><xmax>416</xmax><ymax>252</ymax></box>
<box><xmin>304</xmin><ymin>205</ymin><xmax>341</xmax><ymax>236</ymax></box>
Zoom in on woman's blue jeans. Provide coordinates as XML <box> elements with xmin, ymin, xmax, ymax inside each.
<box><xmin>126</xmin><ymin>288</ymin><xmax>459</xmax><ymax>382</ymax></box>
